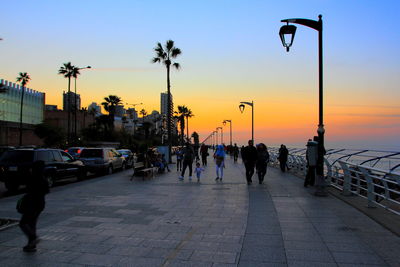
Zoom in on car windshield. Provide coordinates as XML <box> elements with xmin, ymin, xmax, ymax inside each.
<box><xmin>0</xmin><ymin>150</ymin><xmax>34</xmax><ymax>163</ymax></box>
<box><xmin>118</xmin><ymin>151</ymin><xmax>129</xmax><ymax>155</ymax></box>
<box><xmin>80</xmin><ymin>149</ymin><xmax>103</xmax><ymax>158</ymax></box>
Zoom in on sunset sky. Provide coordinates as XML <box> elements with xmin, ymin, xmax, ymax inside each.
<box><xmin>1</xmin><ymin>0</ymin><xmax>399</xmax><ymax>150</ymax></box>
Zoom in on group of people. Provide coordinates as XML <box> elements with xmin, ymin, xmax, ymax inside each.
<box><xmin>241</xmin><ymin>140</ymin><xmax>270</xmax><ymax>185</ymax></box>
<box><xmin>176</xmin><ymin>140</ymin><xmax>273</xmax><ymax>186</ymax></box>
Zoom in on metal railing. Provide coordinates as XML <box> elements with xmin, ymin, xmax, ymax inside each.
<box><xmin>269</xmin><ymin>148</ymin><xmax>400</xmax><ymax>215</ymax></box>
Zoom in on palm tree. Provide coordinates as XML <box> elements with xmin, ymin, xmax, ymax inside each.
<box><xmin>101</xmin><ymin>95</ymin><xmax>122</xmax><ymax>131</ymax></box>
<box><xmin>139</xmin><ymin>109</ymin><xmax>147</xmax><ymax>123</ymax></box>
<box><xmin>152</xmin><ymin>39</ymin><xmax>182</xmax><ymax>162</ymax></box>
<box><xmin>71</xmin><ymin>66</ymin><xmax>81</xmax><ymax>137</ymax></box>
<box><xmin>174</xmin><ymin>105</ymin><xmax>187</xmax><ymax>145</ymax></box>
<box><xmin>58</xmin><ymin>62</ymin><xmax>74</xmax><ymax>144</ymax></box>
<box><xmin>16</xmin><ymin>72</ymin><xmax>31</xmax><ymax>146</ymax></box>
<box><xmin>184</xmin><ymin>108</ymin><xmax>194</xmax><ymax>141</ymax></box>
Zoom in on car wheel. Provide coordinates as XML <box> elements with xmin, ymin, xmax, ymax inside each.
<box><xmin>45</xmin><ymin>174</ymin><xmax>55</xmax><ymax>188</ymax></box>
<box><xmin>5</xmin><ymin>180</ymin><xmax>19</xmax><ymax>192</ymax></box>
<box><xmin>107</xmin><ymin>165</ymin><xmax>113</xmax><ymax>175</ymax></box>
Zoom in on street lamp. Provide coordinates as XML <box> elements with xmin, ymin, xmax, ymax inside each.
<box><xmin>223</xmin><ymin>120</ymin><xmax>232</xmax><ymax>146</ymax></box>
<box><xmin>216</xmin><ymin>127</ymin><xmax>223</xmax><ymax>144</ymax></box>
<box><xmin>279</xmin><ymin>15</ymin><xmax>326</xmax><ymax>196</ymax></box>
<box><xmin>213</xmin><ymin>130</ymin><xmax>218</xmax><ymax>148</ymax></box>
<box><xmin>239</xmin><ymin>101</ymin><xmax>254</xmax><ymax>144</ymax></box>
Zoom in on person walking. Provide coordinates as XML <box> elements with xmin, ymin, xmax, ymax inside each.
<box><xmin>180</xmin><ymin>142</ymin><xmax>194</xmax><ymax>180</ymax></box>
<box><xmin>176</xmin><ymin>147</ymin><xmax>183</xmax><ymax>171</ymax></box>
<box><xmin>241</xmin><ymin>140</ymin><xmax>258</xmax><ymax>185</ymax></box>
<box><xmin>18</xmin><ymin>160</ymin><xmax>49</xmax><ymax>252</ymax></box>
<box><xmin>200</xmin><ymin>144</ymin><xmax>209</xmax><ymax>166</ymax></box>
<box><xmin>214</xmin><ymin>144</ymin><xmax>226</xmax><ymax>181</ymax></box>
<box><xmin>256</xmin><ymin>143</ymin><xmax>270</xmax><ymax>184</ymax></box>
<box><xmin>194</xmin><ymin>162</ymin><xmax>205</xmax><ymax>182</ymax></box>
<box><xmin>278</xmin><ymin>144</ymin><xmax>289</xmax><ymax>172</ymax></box>
<box><xmin>233</xmin><ymin>143</ymin><xmax>239</xmax><ymax>163</ymax></box>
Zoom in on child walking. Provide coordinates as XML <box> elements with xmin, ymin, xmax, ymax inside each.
<box><xmin>194</xmin><ymin>162</ymin><xmax>204</xmax><ymax>182</ymax></box>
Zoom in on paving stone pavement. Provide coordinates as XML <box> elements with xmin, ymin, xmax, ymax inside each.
<box><xmin>0</xmin><ymin>154</ymin><xmax>399</xmax><ymax>266</ymax></box>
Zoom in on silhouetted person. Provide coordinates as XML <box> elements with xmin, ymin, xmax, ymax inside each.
<box><xmin>256</xmin><ymin>143</ymin><xmax>270</xmax><ymax>184</ymax></box>
<box><xmin>176</xmin><ymin>147</ymin><xmax>183</xmax><ymax>171</ymax></box>
<box><xmin>241</xmin><ymin>140</ymin><xmax>258</xmax><ymax>185</ymax></box>
<box><xmin>214</xmin><ymin>144</ymin><xmax>226</xmax><ymax>181</ymax></box>
<box><xmin>200</xmin><ymin>144</ymin><xmax>209</xmax><ymax>166</ymax></box>
<box><xmin>19</xmin><ymin>160</ymin><xmax>49</xmax><ymax>252</ymax></box>
<box><xmin>233</xmin><ymin>143</ymin><xmax>239</xmax><ymax>162</ymax></box>
<box><xmin>278</xmin><ymin>144</ymin><xmax>289</xmax><ymax>172</ymax></box>
<box><xmin>179</xmin><ymin>142</ymin><xmax>194</xmax><ymax>180</ymax></box>
<box><xmin>304</xmin><ymin>139</ymin><xmax>318</xmax><ymax>187</ymax></box>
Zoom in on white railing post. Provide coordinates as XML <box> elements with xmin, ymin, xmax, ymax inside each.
<box><xmin>359</xmin><ymin>166</ymin><xmax>377</xmax><ymax>208</ymax></box>
<box><xmin>339</xmin><ymin>161</ymin><xmax>352</xmax><ymax>196</ymax></box>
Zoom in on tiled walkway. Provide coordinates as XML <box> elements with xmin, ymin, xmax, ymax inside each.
<box><xmin>0</xmin><ymin>155</ymin><xmax>399</xmax><ymax>266</ymax></box>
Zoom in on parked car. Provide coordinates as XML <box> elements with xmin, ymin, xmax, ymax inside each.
<box><xmin>79</xmin><ymin>148</ymin><xmax>125</xmax><ymax>175</ymax></box>
<box><xmin>0</xmin><ymin>146</ymin><xmax>15</xmax><ymax>159</ymax></box>
<box><xmin>117</xmin><ymin>149</ymin><xmax>136</xmax><ymax>168</ymax></box>
<box><xmin>0</xmin><ymin>148</ymin><xmax>86</xmax><ymax>191</ymax></box>
<box><xmin>65</xmin><ymin>147</ymin><xmax>85</xmax><ymax>159</ymax></box>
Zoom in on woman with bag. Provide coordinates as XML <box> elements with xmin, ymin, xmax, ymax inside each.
<box><xmin>18</xmin><ymin>160</ymin><xmax>49</xmax><ymax>252</ymax></box>
<box><xmin>256</xmin><ymin>143</ymin><xmax>270</xmax><ymax>184</ymax></box>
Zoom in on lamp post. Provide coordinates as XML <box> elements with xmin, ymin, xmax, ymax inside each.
<box><xmin>74</xmin><ymin>66</ymin><xmax>91</xmax><ymax>140</ymax></box>
<box><xmin>279</xmin><ymin>15</ymin><xmax>326</xmax><ymax>196</ymax></box>
<box><xmin>239</xmin><ymin>101</ymin><xmax>254</xmax><ymax>144</ymax></box>
<box><xmin>223</xmin><ymin>120</ymin><xmax>232</xmax><ymax>146</ymax></box>
<box><xmin>216</xmin><ymin>127</ymin><xmax>223</xmax><ymax>144</ymax></box>
<box><xmin>213</xmin><ymin>130</ymin><xmax>217</xmax><ymax>148</ymax></box>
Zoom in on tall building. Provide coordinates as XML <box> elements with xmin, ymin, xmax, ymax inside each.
<box><xmin>160</xmin><ymin>92</ymin><xmax>176</xmax><ymax>141</ymax></box>
<box><xmin>160</xmin><ymin>92</ymin><xmax>173</xmax><ymax>116</ymax></box>
<box><xmin>63</xmin><ymin>91</ymin><xmax>81</xmax><ymax>111</ymax></box>
<box><xmin>0</xmin><ymin>78</ymin><xmax>45</xmax><ymax>145</ymax></box>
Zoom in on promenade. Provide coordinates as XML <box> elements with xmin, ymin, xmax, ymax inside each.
<box><xmin>0</xmin><ymin>155</ymin><xmax>399</xmax><ymax>266</ymax></box>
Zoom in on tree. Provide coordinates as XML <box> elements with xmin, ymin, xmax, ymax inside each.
<box><xmin>139</xmin><ymin>109</ymin><xmax>147</xmax><ymax>123</ymax></box>
<box><xmin>58</xmin><ymin>62</ymin><xmax>74</xmax><ymax>144</ymax></box>
<box><xmin>152</xmin><ymin>40</ymin><xmax>182</xmax><ymax>162</ymax></box>
<box><xmin>101</xmin><ymin>95</ymin><xmax>122</xmax><ymax>131</ymax></box>
<box><xmin>34</xmin><ymin>122</ymin><xmax>65</xmax><ymax>148</ymax></box>
<box><xmin>184</xmin><ymin>108</ymin><xmax>194</xmax><ymax>141</ymax></box>
<box><xmin>16</xmin><ymin>72</ymin><xmax>31</xmax><ymax>146</ymax></box>
<box><xmin>174</xmin><ymin>105</ymin><xmax>187</xmax><ymax>145</ymax></box>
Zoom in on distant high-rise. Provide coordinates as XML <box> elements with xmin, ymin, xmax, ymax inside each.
<box><xmin>63</xmin><ymin>91</ymin><xmax>81</xmax><ymax>111</ymax></box>
<box><xmin>161</xmin><ymin>92</ymin><xmax>173</xmax><ymax>116</ymax></box>
<box><xmin>160</xmin><ymin>91</ymin><xmax>175</xmax><ymax>138</ymax></box>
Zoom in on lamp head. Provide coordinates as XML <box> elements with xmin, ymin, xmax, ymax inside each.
<box><xmin>223</xmin><ymin>121</ymin><xmax>226</xmax><ymax>126</ymax></box>
<box><xmin>239</xmin><ymin>104</ymin><xmax>245</xmax><ymax>113</ymax></box>
<box><xmin>279</xmin><ymin>24</ymin><xmax>297</xmax><ymax>52</ymax></box>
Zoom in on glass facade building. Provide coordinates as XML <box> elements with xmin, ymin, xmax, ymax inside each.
<box><xmin>0</xmin><ymin>78</ymin><xmax>45</xmax><ymax>124</ymax></box>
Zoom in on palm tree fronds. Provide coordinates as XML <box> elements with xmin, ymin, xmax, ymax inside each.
<box><xmin>172</xmin><ymin>63</ymin><xmax>180</xmax><ymax>70</ymax></box>
<box><xmin>166</xmin><ymin>40</ymin><xmax>174</xmax><ymax>51</ymax></box>
<box><xmin>171</xmin><ymin>48</ymin><xmax>181</xmax><ymax>57</ymax></box>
